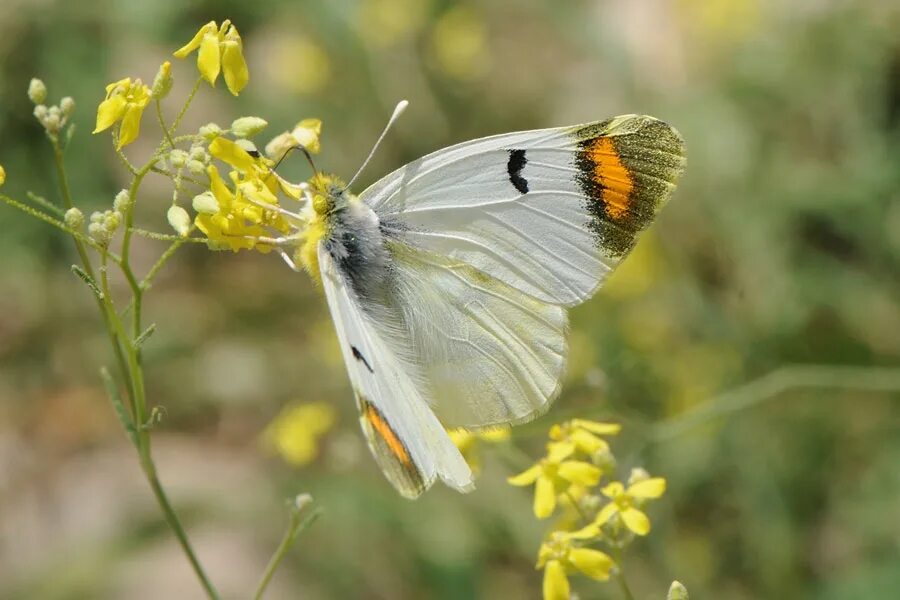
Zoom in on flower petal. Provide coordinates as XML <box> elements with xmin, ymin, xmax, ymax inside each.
<box><xmin>568</xmin><ymin>548</ymin><xmax>614</xmax><ymax>580</ymax></box>
<box><xmin>197</xmin><ymin>32</ymin><xmax>221</xmax><ymax>84</ymax></box>
<box><xmin>565</xmin><ymin>523</ymin><xmax>601</xmax><ymax>540</ymax></box>
<box><xmin>222</xmin><ymin>39</ymin><xmax>249</xmax><ymax>95</ymax></box>
<box><xmin>117</xmin><ymin>103</ymin><xmax>144</xmax><ymax>148</ymax></box>
<box><xmin>534</xmin><ymin>475</ymin><xmax>557</xmax><ymax>519</ymax></box>
<box><xmin>572</xmin><ymin>419</ymin><xmax>621</xmax><ymax>436</ymax></box>
<box><xmin>628</xmin><ymin>477</ymin><xmax>666</xmax><ymax>499</ymax></box>
<box><xmin>593</xmin><ymin>502</ymin><xmax>618</xmax><ymax>526</ymax></box>
<box><xmin>557</xmin><ymin>461</ymin><xmax>601</xmax><ymax>486</ymax></box>
<box><xmin>620</xmin><ymin>507</ymin><xmax>651</xmax><ymax>536</ymax></box>
<box><xmin>173</xmin><ymin>21</ymin><xmax>216</xmax><ymax>58</ymax></box>
<box><xmin>546</xmin><ymin>440</ymin><xmax>576</xmax><ymax>463</ymax></box>
<box><xmin>600</xmin><ymin>481</ymin><xmax>624</xmax><ymax>499</ymax></box>
<box><xmin>542</xmin><ymin>560</ymin><xmax>570</xmax><ymax>600</ymax></box>
<box><xmin>507</xmin><ymin>464</ymin><xmax>542</xmax><ymax>486</ymax></box>
<box><xmin>209</xmin><ymin>137</ymin><xmax>257</xmax><ymax>173</ymax></box>
<box><xmin>94</xmin><ymin>95</ymin><xmax>127</xmax><ymax>133</ymax></box>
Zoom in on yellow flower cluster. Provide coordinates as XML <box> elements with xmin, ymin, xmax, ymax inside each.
<box><xmin>174</xmin><ymin>20</ymin><xmax>249</xmax><ymax>95</ymax></box>
<box><xmin>508</xmin><ymin>419</ymin><xmax>666</xmax><ymax>600</ymax></box>
<box><xmin>93</xmin><ymin>78</ymin><xmax>150</xmax><ymax>149</ymax></box>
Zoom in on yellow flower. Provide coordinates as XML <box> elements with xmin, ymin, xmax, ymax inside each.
<box><xmin>263</xmin><ymin>401</ymin><xmax>336</xmax><ymax>467</ymax></box>
<box><xmin>448</xmin><ymin>427</ymin><xmax>510</xmax><ymax>475</ymax></box>
<box><xmin>537</xmin><ymin>531</ymin><xmax>614</xmax><ymax>600</ymax></box>
<box><xmin>193</xmin><ymin>136</ymin><xmax>302</xmax><ymax>252</ymax></box>
<box><xmin>174</xmin><ymin>20</ymin><xmax>248</xmax><ymax>95</ymax></box>
<box><xmin>594</xmin><ymin>477</ymin><xmax>667</xmax><ymax>536</ymax></box>
<box><xmin>93</xmin><ymin>77</ymin><xmax>151</xmax><ymax>148</ymax></box>
<box><xmin>265</xmin><ymin>118</ymin><xmax>323</xmax><ymax>161</ymax></box>
<box><xmin>548</xmin><ymin>419</ymin><xmax>621</xmax><ymax>459</ymax></box>
<box><xmin>0</xmin><ymin>164</ymin><xmax>5</xmax><ymax>187</ymax></box>
<box><xmin>508</xmin><ymin>444</ymin><xmax>602</xmax><ymax>519</ymax></box>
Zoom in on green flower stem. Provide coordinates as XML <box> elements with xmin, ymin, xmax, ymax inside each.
<box><xmin>612</xmin><ymin>548</ymin><xmax>635</xmax><ymax>600</ymax></box>
<box><xmin>253</xmin><ymin>506</ymin><xmax>322</xmax><ymax>600</ymax></box>
<box><xmin>141</xmin><ymin>227</ymin><xmax>195</xmax><ymax>289</ymax></box>
<box><xmin>156</xmin><ymin>99</ymin><xmax>177</xmax><ymax>148</ymax></box>
<box><xmin>170</xmin><ymin>78</ymin><xmax>203</xmax><ymax>136</ymax></box>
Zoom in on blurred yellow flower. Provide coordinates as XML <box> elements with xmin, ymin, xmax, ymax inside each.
<box><xmin>264</xmin><ymin>36</ymin><xmax>331</xmax><ymax>96</ymax></box>
<box><xmin>93</xmin><ymin>77</ymin><xmax>151</xmax><ymax>148</ymax></box>
<box><xmin>174</xmin><ymin>20</ymin><xmax>249</xmax><ymax>95</ymax></box>
<box><xmin>264</xmin><ymin>401</ymin><xmax>337</xmax><ymax>467</ymax></box>
<box><xmin>357</xmin><ymin>0</ymin><xmax>427</xmax><ymax>48</ymax></box>
<box><xmin>448</xmin><ymin>427</ymin><xmax>510</xmax><ymax>475</ymax></box>
<box><xmin>537</xmin><ymin>531</ymin><xmax>614</xmax><ymax>600</ymax></box>
<box><xmin>508</xmin><ymin>444</ymin><xmax>602</xmax><ymax>519</ymax></box>
<box><xmin>430</xmin><ymin>6</ymin><xmax>489</xmax><ymax>81</ymax></box>
<box><xmin>265</xmin><ymin>118</ymin><xmax>323</xmax><ymax>161</ymax></box>
<box><xmin>0</xmin><ymin>164</ymin><xmax>5</xmax><ymax>187</ymax></box>
<box><xmin>548</xmin><ymin>419</ymin><xmax>621</xmax><ymax>458</ymax></box>
<box><xmin>594</xmin><ymin>478</ymin><xmax>667</xmax><ymax>536</ymax></box>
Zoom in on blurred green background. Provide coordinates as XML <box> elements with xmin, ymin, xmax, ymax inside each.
<box><xmin>1</xmin><ymin>0</ymin><xmax>899</xmax><ymax>598</ymax></box>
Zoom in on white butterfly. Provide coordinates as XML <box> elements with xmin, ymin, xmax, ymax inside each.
<box><xmin>273</xmin><ymin>103</ymin><xmax>685</xmax><ymax>498</ymax></box>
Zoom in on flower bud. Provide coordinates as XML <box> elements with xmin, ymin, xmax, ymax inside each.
<box><xmin>33</xmin><ymin>104</ymin><xmax>48</xmax><ymax>121</ymax></box>
<box><xmin>187</xmin><ymin>159</ymin><xmax>206</xmax><ymax>175</ymax></box>
<box><xmin>113</xmin><ymin>189</ymin><xmax>131</xmax><ymax>212</ymax></box>
<box><xmin>167</xmin><ymin>205</ymin><xmax>191</xmax><ymax>237</ymax></box>
<box><xmin>60</xmin><ymin>96</ymin><xmax>75</xmax><ymax>116</ymax></box>
<box><xmin>64</xmin><ymin>207</ymin><xmax>84</xmax><ymax>229</ymax></box>
<box><xmin>103</xmin><ymin>211</ymin><xmax>122</xmax><ymax>232</ymax></box>
<box><xmin>0</xmin><ymin>164</ymin><xmax>5</xmax><ymax>187</ymax></box>
<box><xmin>294</xmin><ymin>493</ymin><xmax>314</xmax><ymax>512</ymax></box>
<box><xmin>627</xmin><ymin>467</ymin><xmax>650</xmax><ymax>487</ymax></box>
<box><xmin>168</xmin><ymin>149</ymin><xmax>189</xmax><ymax>168</ymax></box>
<box><xmin>264</xmin><ymin>131</ymin><xmax>297</xmax><ymax>161</ymax></box>
<box><xmin>592</xmin><ymin>447</ymin><xmax>616</xmax><ymax>473</ymax></box>
<box><xmin>27</xmin><ymin>78</ymin><xmax>47</xmax><ymax>104</ymax></box>
<box><xmin>189</xmin><ymin>144</ymin><xmax>209</xmax><ymax>163</ymax></box>
<box><xmin>667</xmin><ymin>581</ymin><xmax>689</xmax><ymax>600</ymax></box>
<box><xmin>198</xmin><ymin>123</ymin><xmax>223</xmax><ymax>140</ymax></box>
<box><xmin>235</xmin><ymin>139</ymin><xmax>258</xmax><ymax>155</ymax></box>
<box><xmin>231</xmin><ymin>116</ymin><xmax>268</xmax><ymax>138</ymax></box>
<box><xmin>151</xmin><ymin>61</ymin><xmax>173</xmax><ymax>99</ymax></box>
<box><xmin>192</xmin><ymin>191</ymin><xmax>219</xmax><ymax>214</ymax></box>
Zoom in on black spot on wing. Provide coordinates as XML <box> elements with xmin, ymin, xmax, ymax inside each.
<box><xmin>506</xmin><ymin>149</ymin><xmax>529</xmax><ymax>194</ymax></box>
<box><xmin>352</xmin><ymin>345</ymin><xmax>374</xmax><ymax>373</ymax></box>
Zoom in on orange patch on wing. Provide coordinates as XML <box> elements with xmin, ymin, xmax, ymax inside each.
<box><xmin>586</xmin><ymin>137</ymin><xmax>634</xmax><ymax>219</ymax></box>
<box><xmin>364</xmin><ymin>405</ymin><xmax>412</xmax><ymax>466</ymax></box>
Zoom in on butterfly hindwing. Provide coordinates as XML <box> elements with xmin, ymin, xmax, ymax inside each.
<box><xmin>317</xmin><ymin>244</ymin><xmax>473</xmax><ymax>498</ymax></box>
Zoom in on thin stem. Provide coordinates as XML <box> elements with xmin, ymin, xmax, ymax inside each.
<box><xmin>612</xmin><ymin>548</ymin><xmax>635</xmax><ymax>600</ymax></box>
<box><xmin>254</xmin><ymin>507</ymin><xmax>322</xmax><ymax>600</ymax></box>
<box><xmin>129</xmin><ymin>227</ymin><xmax>208</xmax><ymax>243</ymax></box>
<box><xmin>26</xmin><ymin>191</ymin><xmax>66</xmax><ymax>216</ymax></box>
<box><xmin>141</xmin><ymin>231</ymin><xmax>192</xmax><ymax>289</ymax></box>
<box><xmin>565</xmin><ymin>490</ymin><xmax>591</xmax><ymax>523</ymax></box>
<box><xmin>0</xmin><ymin>193</ymin><xmax>108</xmax><ymax>254</ymax></box>
<box><xmin>156</xmin><ymin>99</ymin><xmax>176</xmax><ymax>148</ymax></box>
<box><xmin>170</xmin><ymin>77</ymin><xmax>203</xmax><ymax>136</ymax></box>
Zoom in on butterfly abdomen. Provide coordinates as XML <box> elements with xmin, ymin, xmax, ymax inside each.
<box><xmin>322</xmin><ymin>193</ymin><xmax>389</xmax><ymax>301</ymax></box>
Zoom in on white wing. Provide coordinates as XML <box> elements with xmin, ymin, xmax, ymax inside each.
<box><xmin>362</xmin><ymin>115</ymin><xmax>686</xmax><ymax>307</ymax></box>
<box><xmin>318</xmin><ymin>244</ymin><xmax>473</xmax><ymax>498</ymax></box>
<box><xmin>381</xmin><ymin>241</ymin><xmax>568</xmax><ymax>429</ymax></box>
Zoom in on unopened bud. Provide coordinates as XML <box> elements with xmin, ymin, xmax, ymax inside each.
<box><xmin>33</xmin><ymin>104</ymin><xmax>48</xmax><ymax>121</ymax></box>
<box><xmin>59</xmin><ymin>97</ymin><xmax>75</xmax><ymax>116</ymax></box>
<box><xmin>64</xmin><ymin>207</ymin><xmax>84</xmax><ymax>229</ymax></box>
<box><xmin>103</xmin><ymin>211</ymin><xmax>122</xmax><ymax>232</ymax></box>
<box><xmin>231</xmin><ymin>116</ymin><xmax>268</xmax><ymax>138</ymax></box>
<box><xmin>592</xmin><ymin>447</ymin><xmax>616</xmax><ymax>473</ymax></box>
<box><xmin>168</xmin><ymin>149</ymin><xmax>189</xmax><ymax>168</ymax></box>
<box><xmin>265</xmin><ymin>131</ymin><xmax>297</xmax><ymax>161</ymax></box>
<box><xmin>198</xmin><ymin>123</ymin><xmax>223</xmax><ymax>140</ymax></box>
<box><xmin>27</xmin><ymin>78</ymin><xmax>47</xmax><ymax>104</ymax></box>
<box><xmin>667</xmin><ymin>581</ymin><xmax>689</xmax><ymax>600</ymax></box>
<box><xmin>628</xmin><ymin>467</ymin><xmax>650</xmax><ymax>486</ymax></box>
<box><xmin>187</xmin><ymin>159</ymin><xmax>206</xmax><ymax>175</ymax></box>
<box><xmin>189</xmin><ymin>145</ymin><xmax>209</xmax><ymax>163</ymax></box>
<box><xmin>235</xmin><ymin>139</ymin><xmax>258</xmax><ymax>155</ymax></box>
<box><xmin>192</xmin><ymin>191</ymin><xmax>219</xmax><ymax>215</ymax></box>
<box><xmin>113</xmin><ymin>189</ymin><xmax>131</xmax><ymax>212</ymax></box>
<box><xmin>151</xmin><ymin>61</ymin><xmax>173</xmax><ymax>99</ymax></box>
<box><xmin>293</xmin><ymin>493</ymin><xmax>314</xmax><ymax>512</ymax></box>
<box><xmin>167</xmin><ymin>205</ymin><xmax>191</xmax><ymax>237</ymax></box>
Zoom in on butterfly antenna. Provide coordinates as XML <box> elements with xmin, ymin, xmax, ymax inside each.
<box><xmin>345</xmin><ymin>100</ymin><xmax>408</xmax><ymax>191</ymax></box>
<box><xmin>272</xmin><ymin>145</ymin><xmax>319</xmax><ymax>177</ymax></box>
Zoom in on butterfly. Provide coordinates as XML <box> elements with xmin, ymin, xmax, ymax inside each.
<box><xmin>277</xmin><ymin>104</ymin><xmax>685</xmax><ymax>498</ymax></box>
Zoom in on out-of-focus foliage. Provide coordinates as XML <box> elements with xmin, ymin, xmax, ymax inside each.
<box><xmin>0</xmin><ymin>1</ymin><xmax>898</xmax><ymax>598</ymax></box>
